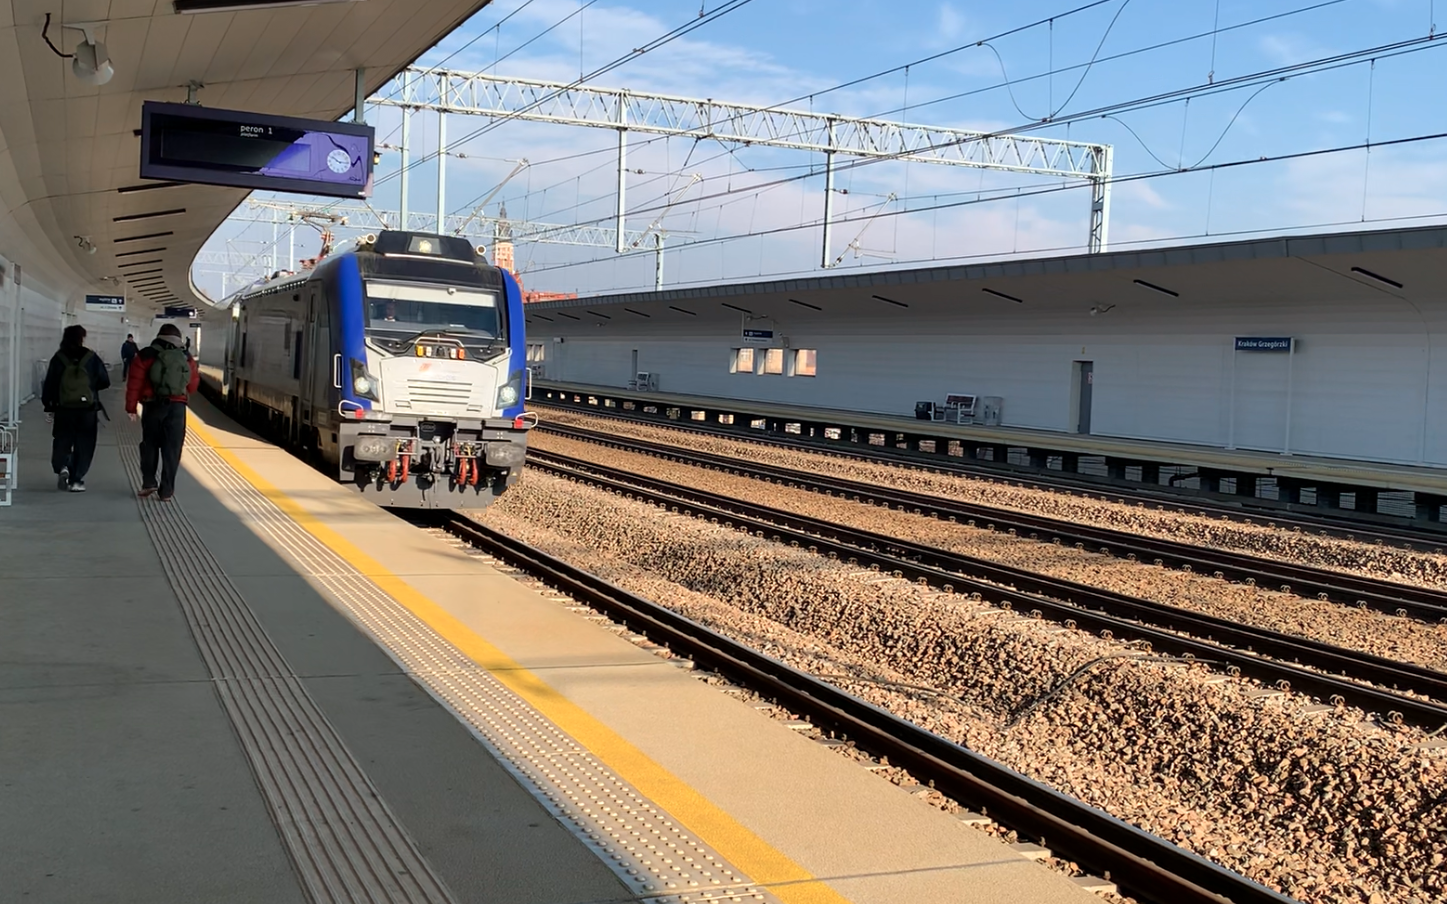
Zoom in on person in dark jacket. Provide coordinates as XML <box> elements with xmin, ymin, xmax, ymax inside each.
<box><xmin>125</xmin><ymin>323</ymin><xmax>200</xmax><ymax>501</ymax></box>
<box><xmin>41</xmin><ymin>325</ymin><xmax>111</xmax><ymax>492</ymax></box>
<box><xmin>120</xmin><ymin>334</ymin><xmax>139</xmax><ymax>379</ymax></box>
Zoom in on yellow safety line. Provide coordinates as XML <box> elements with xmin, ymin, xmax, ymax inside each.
<box><xmin>187</xmin><ymin>416</ymin><xmax>852</xmax><ymax>904</ymax></box>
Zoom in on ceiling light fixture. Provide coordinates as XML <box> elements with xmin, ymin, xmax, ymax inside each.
<box><xmin>669</xmin><ymin>306</ymin><xmax>697</xmax><ymax>316</ymax></box>
<box><xmin>872</xmin><ymin>294</ymin><xmax>908</xmax><ymax>308</ymax></box>
<box><xmin>981</xmin><ymin>287</ymin><xmax>1024</xmax><ymax>304</ymax></box>
<box><xmin>1133</xmin><ymin>279</ymin><xmax>1179</xmax><ymax>298</ymax></box>
<box><xmin>174</xmin><ymin>0</ymin><xmax>365</xmax><ymax>12</ymax></box>
<box><xmin>113</xmin><ymin>208</ymin><xmax>187</xmax><ymax>223</ymax></box>
<box><xmin>1350</xmin><ymin>266</ymin><xmax>1403</xmax><ymax>289</ymax></box>
<box><xmin>624</xmin><ymin>308</ymin><xmax>651</xmax><ymax>318</ymax></box>
<box><xmin>721</xmin><ymin>303</ymin><xmax>752</xmax><ymax>314</ymax></box>
<box><xmin>788</xmin><ymin>298</ymin><xmax>823</xmax><ymax>311</ymax></box>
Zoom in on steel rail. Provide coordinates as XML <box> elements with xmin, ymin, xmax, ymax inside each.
<box><xmin>528</xmin><ymin>450</ymin><xmax>1447</xmax><ymax>730</ymax></box>
<box><xmin>442</xmin><ymin>516</ymin><xmax>1299</xmax><ymax>904</ymax></box>
<box><xmin>532</xmin><ymin>400</ymin><xmax>1447</xmax><ymax>549</ymax></box>
<box><xmin>538</xmin><ymin>422</ymin><xmax>1447</xmax><ymax>622</ymax></box>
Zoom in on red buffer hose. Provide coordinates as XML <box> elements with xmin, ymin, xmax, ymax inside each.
<box><xmin>457</xmin><ymin>458</ymin><xmax>469</xmax><ymax>485</ymax></box>
<box><xmin>469</xmin><ymin>458</ymin><xmax>481</xmax><ymax>486</ymax></box>
<box><xmin>387</xmin><ymin>459</ymin><xmax>397</xmax><ymax>483</ymax></box>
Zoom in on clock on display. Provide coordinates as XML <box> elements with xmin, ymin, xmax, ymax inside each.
<box><xmin>326</xmin><ymin>148</ymin><xmax>352</xmax><ymax>174</ymax></box>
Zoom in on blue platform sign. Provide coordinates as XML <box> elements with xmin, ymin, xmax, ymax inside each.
<box><xmin>741</xmin><ymin>327</ymin><xmax>774</xmax><ymax>345</ymax></box>
<box><xmin>85</xmin><ymin>294</ymin><xmax>125</xmax><ymax>313</ymax></box>
<box><xmin>1235</xmin><ymin>336</ymin><xmax>1292</xmax><ymax>352</ymax></box>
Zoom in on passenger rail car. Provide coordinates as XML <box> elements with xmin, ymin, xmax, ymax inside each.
<box><xmin>223</xmin><ymin>231</ymin><xmax>531</xmax><ymax>509</ymax></box>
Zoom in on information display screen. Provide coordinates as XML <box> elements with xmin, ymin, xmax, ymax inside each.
<box><xmin>140</xmin><ymin>102</ymin><xmax>374</xmax><ymax>198</ymax></box>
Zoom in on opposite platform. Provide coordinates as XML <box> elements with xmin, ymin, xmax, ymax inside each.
<box><xmin>2</xmin><ymin>386</ymin><xmax>1099</xmax><ymax>904</ymax></box>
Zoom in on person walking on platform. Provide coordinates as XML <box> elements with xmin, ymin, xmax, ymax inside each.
<box><xmin>41</xmin><ymin>325</ymin><xmax>111</xmax><ymax>493</ymax></box>
<box><xmin>120</xmin><ymin>334</ymin><xmax>138</xmax><ymax>380</ymax></box>
<box><xmin>125</xmin><ymin>323</ymin><xmax>199</xmax><ymax>501</ymax></box>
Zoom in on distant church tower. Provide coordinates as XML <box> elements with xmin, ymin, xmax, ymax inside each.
<box><xmin>492</xmin><ymin>202</ymin><xmax>515</xmax><ymax>272</ymax></box>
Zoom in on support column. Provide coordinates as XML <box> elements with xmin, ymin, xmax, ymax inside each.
<box><xmin>1277</xmin><ymin>478</ymin><xmax>1303</xmax><ymax>505</ymax></box>
<box><xmin>1354</xmin><ymin>488</ymin><xmax>1379</xmax><ymax>515</ymax></box>
<box><xmin>615</xmin><ymin>103</ymin><xmax>628</xmax><ymax>253</ymax></box>
<box><xmin>821</xmin><ymin>117</ymin><xmax>836</xmax><ymax>269</ymax></box>
<box><xmin>399</xmin><ymin>70</ymin><xmax>412</xmax><ymax>227</ymax></box>
<box><xmin>1139</xmin><ymin>463</ymin><xmax>1161</xmax><ymax>486</ymax></box>
<box><xmin>437</xmin><ymin>110</ymin><xmax>447</xmax><ymax>233</ymax></box>
<box><xmin>1198</xmin><ymin>469</ymin><xmax>1223</xmax><ymax>494</ymax></box>
<box><xmin>1087</xmin><ymin>145</ymin><xmax>1113</xmax><ymax>253</ymax></box>
<box><xmin>654</xmin><ymin>233</ymin><xmax>664</xmax><ymax>290</ymax></box>
<box><xmin>1235</xmin><ymin>474</ymin><xmax>1258</xmax><ymax>497</ymax></box>
<box><xmin>1106</xmin><ymin>458</ymin><xmax>1128</xmax><ymax>480</ymax></box>
<box><xmin>991</xmin><ymin>444</ymin><xmax>1010</xmax><ymax>464</ymax></box>
<box><xmin>1028</xmin><ymin>449</ymin><xmax>1049</xmax><ymax>469</ymax></box>
<box><xmin>1316</xmin><ymin>485</ymin><xmax>1342</xmax><ymax>509</ymax></box>
<box><xmin>1415</xmin><ymin>493</ymin><xmax>1444</xmax><ymax>522</ymax></box>
<box><xmin>1060</xmin><ymin>453</ymin><xmax>1080</xmax><ymax>473</ymax></box>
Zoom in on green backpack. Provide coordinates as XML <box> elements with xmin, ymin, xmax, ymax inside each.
<box><xmin>57</xmin><ymin>350</ymin><xmax>96</xmax><ymax>409</ymax></box>
<box><xmin>149</xmin><ymin>346</ymin><xmax>191</xmax><ymax>398</ymax></box>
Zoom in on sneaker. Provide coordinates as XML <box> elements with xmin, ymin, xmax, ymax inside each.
<box><xmin>137</xmin><ymin>486</ymin><xmax>158</xmax><ymax>498</ymax></box>
<box><xmin>57</xmin><ymin>468</ymin><xmax>68</xmax><ymax>490</ymax></box>
<box><xmin>68</xmin><ymin>481</ymin><xmax>86</xmax><ymax>493</ymax></box>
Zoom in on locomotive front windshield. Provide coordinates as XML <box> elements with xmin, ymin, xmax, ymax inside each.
<box><xmin>364</xmin><ymin>281</ymin><xmax>501</xmax><ymax>338</ymax></box>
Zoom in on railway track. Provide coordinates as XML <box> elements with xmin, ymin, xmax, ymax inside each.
<box><xmin>537</xmin><ymin>422</ymin><xmax>1447</xmax><ymax>623</ymax></box>
<box><xmin>440</xmin><ymin>514</ymin><xmax>1299</xmax><ymax>904</ymax></box>
<box><xmin>527</xmin><ymin>449</ymin><xmax>1447</xmax><ymax>730</ymax></box>
<box><xmin>532</xmin><ymin>400</ymin><xmax>1447</xmax><ymax>548</ymax></box>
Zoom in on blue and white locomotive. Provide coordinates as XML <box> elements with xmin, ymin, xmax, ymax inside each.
<box><xmin>222</xmin><ymin>230</ymin><xmax>531</xmax><ymax>509</ymax></box>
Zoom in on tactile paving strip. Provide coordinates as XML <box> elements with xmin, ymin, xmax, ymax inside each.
<box><xmin>113</xmin><ymin>419</ymin><xmax>456</xmax><ymax>904</ymax></box>
<box><xmin>183</xmin><ymin>428</ymin><xmax>779</xmax><ymax>904</ymax></box>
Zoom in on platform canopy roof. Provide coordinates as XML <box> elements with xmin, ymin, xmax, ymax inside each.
<box><xmin>523</xmin><ymin>224</ymin><xmax>1447</xmax><ymax>328</ymax></box>
<box><xmin>0</xmin><ymin>0</ymin><xmax>492</xmax><ymax>313</ymax></box>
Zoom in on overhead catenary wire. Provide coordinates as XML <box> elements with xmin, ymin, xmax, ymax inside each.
<box><xmin>514</xmin><ymin>28</ymin><xmax>1447</xmax><ymax>247</ymax></box>
<box><xmin>515</xmin><ymin>125</ymin><xmax>1447</xmax><ymax>279</ymax></box>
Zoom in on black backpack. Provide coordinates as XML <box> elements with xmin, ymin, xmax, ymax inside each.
<box><xmin>58</xmin><ymin>350</ymin><xmax>96</xmax><ymax>409</ymax></box>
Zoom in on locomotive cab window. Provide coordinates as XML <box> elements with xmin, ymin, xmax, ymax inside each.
<box><xmin>364</xmin><ymin>282</ymin><xmax>501</xmax><ymax>339</ymax></box>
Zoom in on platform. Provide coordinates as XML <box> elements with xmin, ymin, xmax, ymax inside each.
<box><xmin>0</xmin><ymin>385</ymin><xmax>1097</xmax><ymax>904</ymax></box>
<box><xmin>532</xmin><ymin>379</ymin><xmax>1447</xmax><ymax>519</ymax></box>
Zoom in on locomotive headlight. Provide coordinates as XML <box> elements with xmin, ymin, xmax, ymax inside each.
<box><xmin>496</xmin><ymin>370</ymin><xmax>523</xmax><ymax>408</ymax></box>
<box><xmin>350</xmin><ymin>359</ymin><xmax>380</xmax><ymax>401</ymax></box>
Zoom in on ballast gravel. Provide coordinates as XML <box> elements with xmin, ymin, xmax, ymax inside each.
<box><xmin>539</xmin><ymin>408</ymin><xmax>1447</xmax><ymax>593</ymax></box>
<box><xmin>530</xmin><ymin>431</ymin><xmax>1447</xmax><ymax>674</ymax></box>
<box><xmin>477</xmin><ymin>472</ymin><xmax>1447</xmax><ymax>904</ymax></box>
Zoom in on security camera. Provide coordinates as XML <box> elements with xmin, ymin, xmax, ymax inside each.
<box><xmin>71</xmin><ymin>37</ymin><xmax>113</xmax><ymax>86</ymax></box>
<box><xmin>1089</xmin><ymin>306</ymin><xmax>1098</xmax><ymax>316</ymax></box>
<box><xmin>88</xmin><ymin>244</ymin><xmax>97</xmax><ymax>255</ymax></box>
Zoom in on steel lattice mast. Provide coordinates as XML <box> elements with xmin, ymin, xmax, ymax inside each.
<box><xmin>371</xmin><ymin>68</ymin><xmax>1115</xmax><ymax>262</ymax></box>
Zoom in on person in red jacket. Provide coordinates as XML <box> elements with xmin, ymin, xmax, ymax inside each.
<box><xmin>125</xmin><ymin>323</ymin><xmax>200</xmax><ymax>501</ymax></box>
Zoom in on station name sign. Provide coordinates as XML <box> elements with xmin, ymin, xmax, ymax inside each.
<box><xmin>139</xmin><ymin>102</ymin><xmax>375</xmax><ymax>198</ymax></box>
<box><xmin>741</xmin><ymin>328</ymin><xmax>775</xmax><ymax>345</ymax></box>
<box><xmin>85</xmin><ymin>294</ymin><xmax>125</xmax><ymax>313</ymax></box>
<box><xmin>1235</xmin><ymin>336</ymin><xmax>1293</xmax><ymax>352</ymax></box>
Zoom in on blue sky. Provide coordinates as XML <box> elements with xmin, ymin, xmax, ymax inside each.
<box><xmin>194</xmin><ymin>0</ymin><xmax>1447</xmax><ymax>298</ymax></box>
